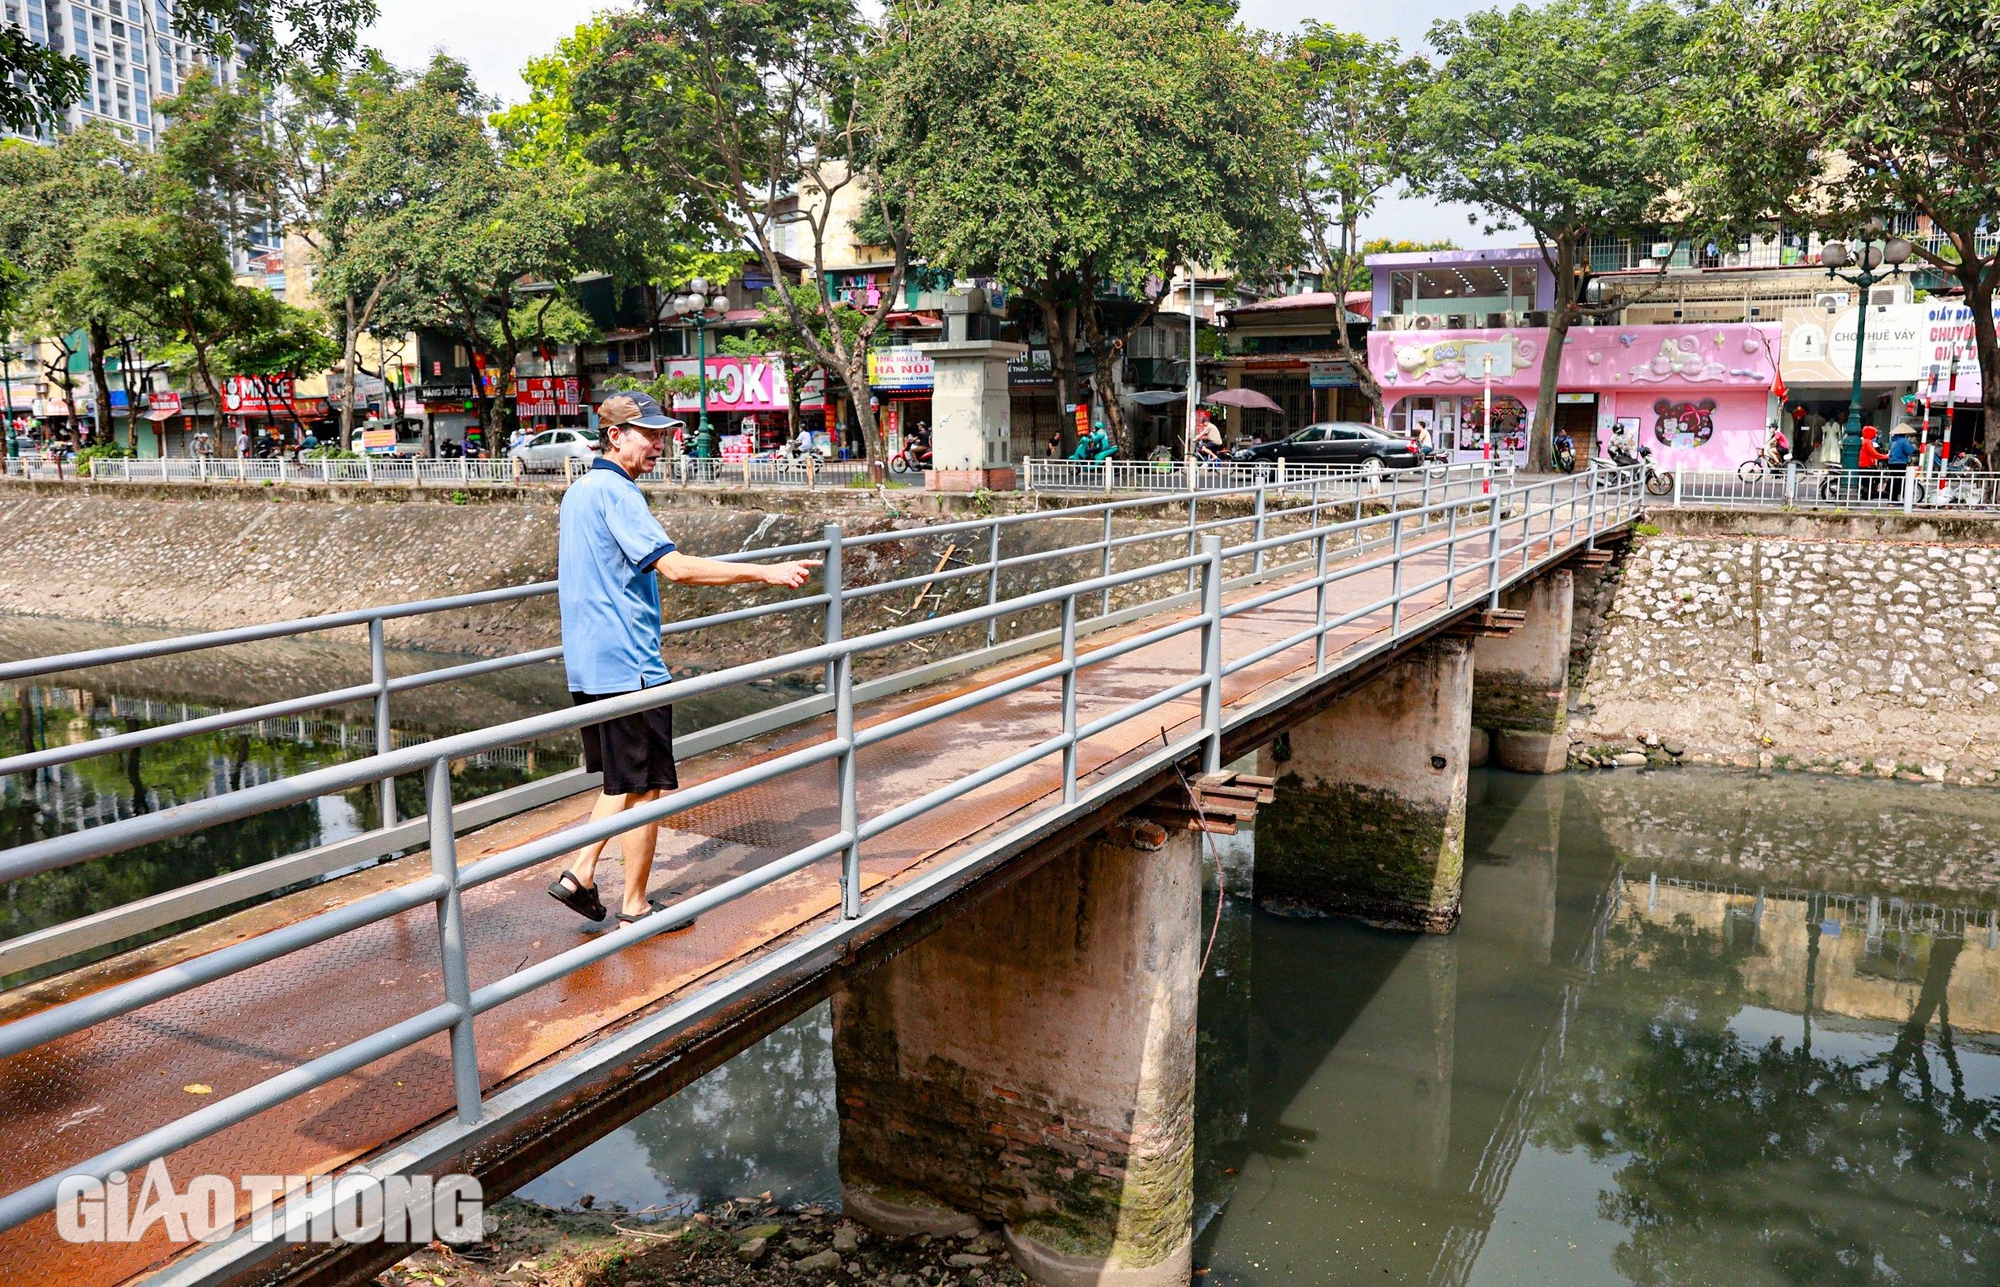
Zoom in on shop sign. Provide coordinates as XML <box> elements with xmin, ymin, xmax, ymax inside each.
<box><xmin>719</xmin><ymin>434</ymin><xmax>753</xmax><ymax>462</ymax></box>
<box><xmin>1781</xmin><ymin>304</ymin><xmax>1927</xmax><ymax>385</ymax></box>
<box><xmin>146</xmin><ymin>392</ymin><xmax>183</xmax><ymax>415</ymax></box>
<box><xmin>516</xmin><ymin>376</ymin><xmax>582</xmax><ymax>417</ymax></box>
<box><xmin>663</xmin><ymin>356</ymin><xmax>825</xmax><ymax>412</ymax></box>
<box><xmin>1555</xmin><ymin>392</ymin><xmax>1596</xmax><ymax>404</ymax></box>
<box><xmin>1308</xmin><ymin>361</ymin><xmax>1358</xmax><ymax>389</ymax></box>
<box><xmin>419</xmin><ymin>381</ymin><xmax>477</xmax><ymax>403</ymax></box>
<box><xmin>1008</xmin><ymin>349</ymin><xmax>1055</xmax><ymax>387</ymax></box>
<box><xmin>866</xmin><ymin>346</ymin><xmax>935</xmax><ymax>391</ymax></box>
<box><xmin>361</xmin><ymin>426</ymin><xmax>399</xmax><ymax>454</ymax></box>
<box><xmin>1371</xmin><ymin>322</ymin><xmax>1777</xmax><ymax>393</ymax></box>
<box><xmin>221</xmin><ymin>374</ymin><xmax>296</xmax><ymax>415</ymax></box>
<box><xmin>1912</xmin><ymin>300</ymin><xmax>1995</xmax><ymax>402</ymax></box>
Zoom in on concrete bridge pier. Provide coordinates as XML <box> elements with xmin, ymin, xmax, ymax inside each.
<box><xmin>1472</xmin><ymin>570</ymin><xmax>1574</xmax><ymax>773</ymax></box>
<box><xmin>833</xmin><ymin>823</ymin><xmax>1201</xmax><ymax>1286</ymax></box>
<box><xmin>1253</xmin><ymin>638</ymin><xmax>1473</xmax><ymax>933</ymax></box>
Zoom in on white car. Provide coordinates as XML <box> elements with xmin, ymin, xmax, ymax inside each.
<box><xmin>509</xmin><ymin>428</ymin><xmax>597</xmax><ymax>473</ymax></box>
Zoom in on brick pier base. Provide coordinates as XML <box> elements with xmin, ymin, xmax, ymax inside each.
<box><xmin>832</xmin><ymin>825</ymin><xmax>1198</xmax><ymax>1285</ymax></box>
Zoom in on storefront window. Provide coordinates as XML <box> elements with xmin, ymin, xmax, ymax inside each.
<box><xmin>1390</xmin><ymin>396</ymin><xmax>1459</xmax><ymax>451</ymax></box>
<box><xmin>1389</xmin><ymin>265</ymin><xmax>1538</xmax><ymax>319</ymax></box>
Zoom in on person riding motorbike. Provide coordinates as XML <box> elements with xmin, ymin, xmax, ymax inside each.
<box><xmin>1070</xmin><ymin>422</ymin><xmax>1116</xmax><ymax>463</ymax></box>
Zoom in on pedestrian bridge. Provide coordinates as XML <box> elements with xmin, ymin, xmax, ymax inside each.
<box><xmin>0</xmin><ymin>468</ymin><xmax>1641</xmax><ymax>1286</ymax></box>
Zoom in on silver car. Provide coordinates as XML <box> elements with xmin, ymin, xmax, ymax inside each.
<box><xmin>509</xmin><ymin>428</ymin><xmax>597</xmax><ymax>473</ymax></box>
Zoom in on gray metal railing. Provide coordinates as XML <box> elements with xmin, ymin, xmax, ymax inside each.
<box><xmin>1021</xmin><ymin>455</ymin><xmax>1505</xmax><ymax>496</ymax></box>
<box><xmin>0</xmin><ymin>466</ymin><xmax>1643</xmax><ymax>1239</ymax></box>
<box><xmin>1</xmin><ymin>454</ymin><xmax>874</xmax><ymax>490</ymax></box>
<box><xmin>1663</xmin><ymin>463</ymin><xmax>2000</xmax><ymax>514</ymax></box>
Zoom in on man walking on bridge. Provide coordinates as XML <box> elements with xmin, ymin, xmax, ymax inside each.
<box><xmin>547</xmin><ymin>391</ymin><xmax>819</xmax><ymax>927</ymax></box>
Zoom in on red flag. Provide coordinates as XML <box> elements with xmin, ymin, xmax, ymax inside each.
<box><xmin>1770</xmin><ymin>369</ymin><xmax>1788</xmax><ymax>402</ymax></box>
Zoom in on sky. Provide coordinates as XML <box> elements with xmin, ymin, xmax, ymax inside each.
<box><xmin>360</xmin><ymin>0</ymin><xmax>1514</xmax><ymax>249</ymax></box>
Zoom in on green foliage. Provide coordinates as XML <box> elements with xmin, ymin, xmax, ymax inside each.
<box><xmin>0</xmin><ymin>25</ymin><xmax>88</xmax><ymax>133</ymax></box>
<box><xmin>1406</xmin><ymin>0</ymin><xmax>1692</xmax><ymax>464</ymax></box>
<box><xmin>303</xmin><ymin>444</ymin><xmax>358</xmax><ymax>458</ymax></box>
<box><xmin>601</xmin><ymin>371</ymin><xmax>701</xmax><ymax>406</ymax></box>
<box><xmin>1674</xmin><ymin>0</ymin><xmax>2000</xmax><ymax>422</ymax></box>
<box><xmin>887</xmin><ymin>0</ymin><xmax>1298</xmax><ymax>295</ymax></box>
<box><xmin>72</xmin><ymin>443</ymin><xmax>134</xmax><ymax>476</ymax></box>
<box><xmin>220</xmin><ymin>302</ymin><xmax>341</xmax><ymax>378</ymax></box>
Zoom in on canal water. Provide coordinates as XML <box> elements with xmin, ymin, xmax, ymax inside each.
<box><xmin>0</xmin><ymin>614</ymin><xmax>806</xmax><ymax>982</ymax></box>
<box><xmin>517</xmin><ymin>766</ymin><xmax>2000</xmax><ymax>1285</ymax></box>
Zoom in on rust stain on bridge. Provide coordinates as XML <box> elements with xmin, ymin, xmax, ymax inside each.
<box><xmin>0</xmin><ymin>511</ymin><xmax>1599</xmax><ymax>1285</ymax></box>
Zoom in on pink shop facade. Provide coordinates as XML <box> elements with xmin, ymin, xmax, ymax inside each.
<box><xmin>1365</xmin><ymin>321</ymin><xmax>1782</xmax><ymax>469</ymax></box>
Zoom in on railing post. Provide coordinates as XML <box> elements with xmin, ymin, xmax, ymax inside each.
<box><xmin>1061</xmin><ymin>594</ymin><xmax>1079</xmax><ymax>804</ymax></box>
<box><xmin>1585</xmin><ymin>465</ymin><xmax>1599</xmax><ymax>548</ymax></box>
<box><xmin>822</xmin><ymin>523</ymin><xmax>842</xmax><ymax>700</ymax></box>
<box><xmin>1276</xmin><ymin>456</ymin><xmax>1286</xmax><ymax>488</ymax></box>
<box><xmin>1784</xmin><ymin>459</ymin><xmax>1797</xmax><ymax>506</ymax></box>
<box><xmin>428</xmin><ymin>757</ymin><xmax>480</xmax><ymax>1126</ymax></box>
<box><xmin>1487</xmin><ymin>492</ymin><xmax>1503</xmax><ymax>610</ymax></box>
<box><xmin>1200</xmin><ymin>534</ymin><xmax>1225</xmax><ymax>775</ymax></box>
<box><xmin>1903</xmin><ymin>466</ymin><xmax>1917</xmax><ymax>514</ymax></box>
<box><xmin>985</xmin><ymin>520</ymin><xmax>1001</xmax><ymax>647</ymax></box>
<box><xmin>1672</xmin><ymin>465</ymin><xmax>1683</xmax><ymax>507</ymax></box>
<box><xmin>1390</xmin><ymin>510</ymin><xmax>1405</xmax><ymax>637</ymax></box>
<box><xmin>1100</xmin><ymin>507</ymin><xmax>1114</xmax><ymax>618</ymax></box>
<box><xmin>1313</xmin><ymin>525</ymin><xmax>1329</xmax><ymax>675</ymax></box>
<box><xmin>1445</xmin><ymin>503</ymin><xmax>1460</xmax><ymax>607</ymax></box>
<box><xmin>370</xmin><ymin>617</ymin><xmax>396</xmax><ymax>827</ymax></box>
<box><xmin>836</xmin><ymin>652</ymin><xmax>861</xmax><ymax>919</ymax></box>
<box><xmin>1185</xmin><ymin>488</ymin><xmax>1199</xmax><ymax>594</ymax></box>
<box><xmin>1252</xmin><ymin>485</ymin><xmax>1267</xmax><ymax>575</ymax></box>
<box><xmin>364</xmin><ymin>454</ymin><xmax>375</xmax><ymax>483</ymax></box>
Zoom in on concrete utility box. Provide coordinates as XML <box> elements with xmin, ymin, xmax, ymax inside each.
<box><xmin>916</xmin><ymin>338</ymin><xmax>1023</xmax><ymax>491</ymax></box>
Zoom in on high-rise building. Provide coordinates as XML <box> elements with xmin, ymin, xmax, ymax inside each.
<box><xmin>3</xmin><ymin>0</ymin><xmax>277</xmax><ymax>263</ymax></box>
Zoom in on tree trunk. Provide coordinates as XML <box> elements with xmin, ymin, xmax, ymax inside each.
<box><xmin>1336</xmin><ymin>319</ymin><xmax>1384</xmax><ymax>425</ymax></box>
<box><xmin>87</xmin><ymin>321</ymin><xmax>114</xmax><ymax>445</ymax></box>
<box><xmin>1968</xmin><ymin>265</ymin><xmax>2000</xmax><ymax>459</ymax></box>
<box><xmin>1528</xmin><ymin>233</ymin><xmax>1578</xmax><ymax>473</ymax></box>
<box><xmin>340</xmin><ymin>292</ymin><xmax>360</xmax><ymax>451</ymax></box>
<box><xmin>841</xmin><ymin>354</ymin><xmax>878</xmax><ymax>460</ymax></box>
<box><xmin>1042</xmin><ymin>295</ymin><xmax>1082</xmax><ymax>453</ymax></box>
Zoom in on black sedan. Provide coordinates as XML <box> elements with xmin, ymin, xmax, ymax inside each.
<box><xmin>1231</xmin><ymin>422</ymin><xmax>1424</xmax><ymax>471</ymax></box>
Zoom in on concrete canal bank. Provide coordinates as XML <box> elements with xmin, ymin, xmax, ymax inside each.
<box><xmin>1569</xmin><ymin>508</ymin><xmax>2000</xmax><ymax>786</ymax></box>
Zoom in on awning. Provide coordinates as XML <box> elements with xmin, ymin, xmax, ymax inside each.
<box><xmin>143</xmin><ymin>407</ymin><xmax>178</xmax><ymax>422</ymax></box>
<box><xmin>1128</xmin><ymin>390</ymin><xmax>1188</xmax><ymax>406</ymax></box>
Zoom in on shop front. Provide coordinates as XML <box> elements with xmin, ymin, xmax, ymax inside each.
<box><xmin>663</xmin><ymin>353</ymin><xmax>828</xmax><ymax>453</ymax></box>
<box><xmin>866</xmin><ymin>345</ymin><xmax>934</xmax><ymax>458</ymax></box>
<box><xmin>515</xmin><ymin>375</ymin><xmax>586</xmax><ymax>432</ymax></box>
<box><xmin>1781</xmin><ymin>299</ymin><xmax>1992</xmax><ymax>457</ymax></box>
<box><xmin>1368</xmin><ymin>321</ymin><xmax>1781</xmax><ymax>469</ymax></box>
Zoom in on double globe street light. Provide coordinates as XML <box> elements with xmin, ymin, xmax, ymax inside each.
<box><xmin>661</xmin><ymin>278</ymin><xmax>730</xmax><ymax>459</ymax></box>
<box><xmin>1820</xmin><ymin>218</ymin><xmax>1914</xmax><ymax>472</ymax></box>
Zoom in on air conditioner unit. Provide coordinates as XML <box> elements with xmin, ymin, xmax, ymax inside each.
<box><xmin>1814</xmin><ymin>291</ymin><xmax>1849</xmax><ymax>312</ymax></box>
<box><xmin>1523</xmin><ymin>310</ymin><xmax>1550</xmax><ymax>328</ymax></box>
<box><xmin>1483</xmin><ymin>312</ymin><xmax>1509</xmax><ymax>328</ymax></box>
<box><xmin>1445</xmin><ymin>314</ymin><xmax>1470</xmax><ymax>329</ymax></box>
<box><xmin>1414</xmin><ymin>315</ymin><xmax>1440</xmax><ymax>330</ymax></box>
<box><xmin>1650</xmin><ymin>242</ymin><xmax>1676</xmax><ymax>259</ymax></box>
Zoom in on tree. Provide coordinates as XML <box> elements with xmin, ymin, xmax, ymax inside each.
<box><xmin>566</xmin><ymin>0</ymin><xmax>910</xmax><ymax>456</ymax></box>
<box><xmin>219</xmin><ymin>301</ymin><xmax>342</xmax><ymax>443</ymax></box>
<box><xmin>883</xmin><ymin>0</ymin><xmax>1298</xmax><ymax>451</ymax></box>
<box><xmin>1675</xmin><ymin>0</ymin><xmax>2000</xmax><ymax>443</ymax></box>
<box><xmin>1407</xmin><ymin>0</ymin><xmax>1691</xmax><ymax>470</ymax></box>
<box><xmin>1</xmin><ymin>0</ymin><xmax>378</xmax><ymax>133</ymax></box>
<box><xmin>1288</xmin><ymin>27</ymin><xmax>1428</xmax><ymax>426</ymax></box>
<box><xmin>720</xmin><ymin>281</ymin><xmax>862</xmax><ymax>438</ymax></box>
<box><xmin>0</xmin><ymin>127</ymin><xmax>152</xmax><ymax>442</ymax></box>
<box><xmin>318</xmin><ymin>58</ymin><xmax>601</xmax><ymax>447</ymax></box>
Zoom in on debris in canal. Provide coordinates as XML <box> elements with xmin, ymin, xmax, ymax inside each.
<box><xmin>376</xmin><ymin>1193</ymin><xmax>1034</xmax><ymax>1287</ymax></box>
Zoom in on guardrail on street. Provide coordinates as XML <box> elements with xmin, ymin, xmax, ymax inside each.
<box><xmin>1662</xmin><ymin>463</ymin><xmax>2000</xmax><ymax>514</ymax></box>
<box><xmin>1</xmin><ymin>454</ymin><xmax>874</xmax><ymax>490</ymax></box>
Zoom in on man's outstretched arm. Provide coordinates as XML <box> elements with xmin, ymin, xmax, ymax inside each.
<box><xmin>653</xmin><ymin>551</ymin><xmax>820</xmax><ymax>589</ymax></box>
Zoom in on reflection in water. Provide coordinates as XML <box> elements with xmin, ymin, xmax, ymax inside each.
<box><xmin>1194</xmin><ymin>769</ymin><xmax>2000</xmax><ymax>1286</ymax></box>
<box><xmin>1</xmin><ymin>616</ymin><xmax>808</xmax><ymax>979</ymax></box>
<box><xmin>517</xmin><ymin>1007</ymin><xmax>839</xmax><ymax>1215</ymax></box>
<box><xmin>307</xmin><ymin>759</ymin><xmax>1998</xmax><ymax>1281</ymax></box>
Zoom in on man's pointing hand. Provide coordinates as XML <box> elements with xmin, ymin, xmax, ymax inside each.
<box><xmin>760</xmin><ymin>560</ymin><xmax>823</xmax><ymax>589</ymax></box>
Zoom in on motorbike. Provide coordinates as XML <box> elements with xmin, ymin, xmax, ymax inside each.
<box><xmin>889</xmin><ymin>439</ymin><xmax>932</xmax><ymax>474</ymax></box>
<box><xmin>1606</xmin><ymin>445</ymin><xmax>1672</xmax><ymax>496</ymax></box>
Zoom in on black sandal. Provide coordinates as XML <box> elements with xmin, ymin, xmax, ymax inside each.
<box><xmin>618</xmin><ymin>897</ymin><xmax>698</xmax><ymax>932</ymax></box>
<box><xmin>547</xmin><ymin>872</ymin><xmax>608</xmax><ymax>922</ymax></box>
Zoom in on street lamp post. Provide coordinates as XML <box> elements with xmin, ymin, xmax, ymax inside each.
<box><xmin>662</xmin><ymin>278</ymin><xmax>730</xmax><ymax>459</ymax></box>
<box><xmin>1820</xmin><ymin>217</ymin><xmax>1914</xmax><ymax>472</ymax></box>
<box><xmin>0</xmin><ymin>341</ymin><xmax>19</xmax><ymax>469</ymax></box>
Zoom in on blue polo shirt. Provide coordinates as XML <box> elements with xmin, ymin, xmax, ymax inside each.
<box><xmin>558</xmin><ymin>459</ymin><xmax>676</xmax><ymax>693</ymax></box>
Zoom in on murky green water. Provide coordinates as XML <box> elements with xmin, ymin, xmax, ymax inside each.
<box><xmin>0</xmin><ymin>615</ymin><xmax>807</xmax><ymax>980</ymax></box>
<box><xmin>522</xmin><ymin>766</ymin><xmax>2000</xmax><ymax>1285</ymax></box>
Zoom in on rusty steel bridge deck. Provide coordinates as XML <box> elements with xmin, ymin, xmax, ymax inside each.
<box><xmin>0</xmin><ymin>487</ymin><xmax>1624</xmax><ymax>1286</ymax></box>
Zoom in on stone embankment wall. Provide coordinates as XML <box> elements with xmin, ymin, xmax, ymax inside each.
<box><xmin>1568</xmin><ymin>510</ymin><xmax>2000</xmax><ymax>787</ymax></box>
<box><xmin>0</xmin><ymin>480</ymin><xmax>1309</xmax><ymax>674</ymax></box>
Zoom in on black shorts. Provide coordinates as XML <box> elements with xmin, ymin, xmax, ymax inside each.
<box><xmin>571</xmin><ymin>689</ymin><xmax>679</xmax><ymax>796</ymax></box>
